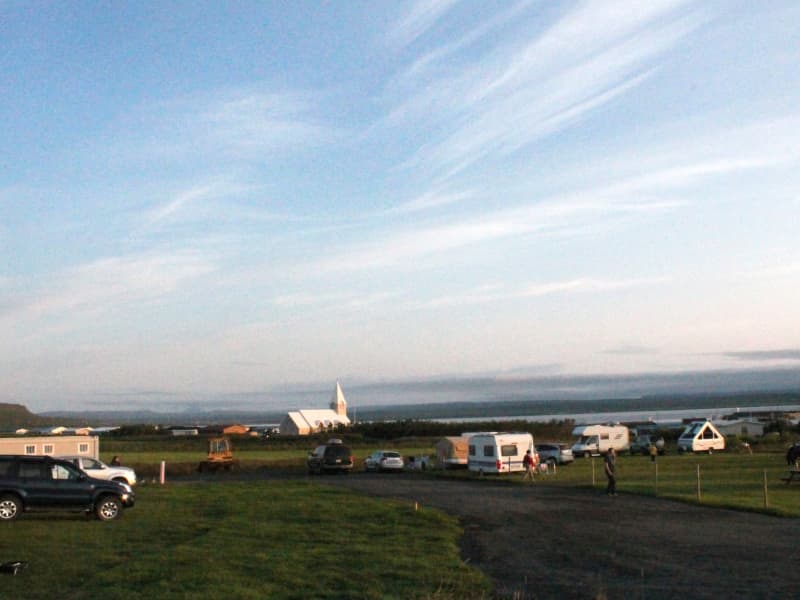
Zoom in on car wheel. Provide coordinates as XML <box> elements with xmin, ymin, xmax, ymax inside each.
<box><xmin>0</xmin><ymin>495</ymin><xmax>21</xmax><ymax>521</ymax></box>
<box><xmin>95</xmin><ymin>496</ymin><xmax>122</xmax><ymax>521</ymax></box>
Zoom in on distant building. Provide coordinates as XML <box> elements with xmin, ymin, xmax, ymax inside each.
<box><xmin>223</xmin><ymin>424</ymin><xmax>250</xmax><ymax>435</ymax></box>
<box><xmin>279</xmin><ymin>382</ymin><xmax>352</xmax><ymax>436</ymax></box>
<box><xmin>715</xmin><ymin>419</ymin><xmax>765</xmax><ymax>438</ymax></box>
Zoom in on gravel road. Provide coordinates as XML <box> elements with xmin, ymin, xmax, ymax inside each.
<box><xmin>321</xmin><ymin>472</ymin><xmax>800</xmax><ymax>599</ymax></box>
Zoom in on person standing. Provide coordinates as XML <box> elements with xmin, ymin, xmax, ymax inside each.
<box><xmin>522</xmin><ymin>449</ymin><xmax>536</xmax><ymax>482</ymax></box>
<box><xmin>649</xmin><ymin>443</ymin><xmax>658</xmax><ymax>463</ymax></box>
<box><xmin>604</xmin><ymin>448</ymin><xmax>617</xmax><ymax>496</ymax></box>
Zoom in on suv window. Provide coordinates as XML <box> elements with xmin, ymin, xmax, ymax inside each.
<box><xmin>0</xmin><ymin>458</ymin><xmax>13</xmax><ymax>477</ymax></box>
<box><xmin>19</xmin><ymin>462</ymin><xmax>47</xmax><ymax>479</ymax></box>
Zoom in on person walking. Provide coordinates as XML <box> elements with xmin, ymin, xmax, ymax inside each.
<box><xmin>649</xmin><ymin>443</ymin><xmax>658</xmax><ymax>463</ymax></box>
<box><xmin>604</xmin><ymin>448</ymin><xmax>617</xmax><ymax>496</ymax></box>
<box><xmin>522</xmin><ymin>449</ymin><xmax>536</xmax><ymax>482</ymax></box>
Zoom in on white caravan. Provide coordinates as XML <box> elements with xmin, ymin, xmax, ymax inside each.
<box><xmin>677</xmin><ymin>420</ymin><xmax>725</xmax><ymax>454</ymax></box>
<box><xmin>467</xmin><ymin>432</ymin><xmax>534</xmax><ymax>474</ymax></box>
<box><xmin>571</xmin><ymin>424</ymin><xmax>630</xmax><ymax>457</ymax></box>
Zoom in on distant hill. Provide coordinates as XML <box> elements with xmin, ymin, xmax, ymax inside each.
<box><xmin>0</xmin><ymin>403</ymin><xmax>79</xmax><ymax>430</ymax></box>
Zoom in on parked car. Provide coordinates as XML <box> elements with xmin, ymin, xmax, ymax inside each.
<box><xmin>60</xmin><ymin>456</ymin><xmax>137</xmax><ymax>486</ymax></box>
<box><xmin>0</xmin><ymin>455</ymin><xmax>135</xmax><ymax>521</ymax></box>
<box><xmin>307</xmin><ymin>440</ymin><xmax>354</xmax><ymax>474</ymax></box>
<box><xmin>535</xmin><ymin>443</ymin><xmax>574</xmax><ymax>466</ymax></box>
<box><xmin>364</xmin><ymin>450</ymin><xmax>404</xmax><ymax>472</ymax></box>
<box><xmin>629</xmin><ymin>435</ymin><xmax>666</xmax><ymax>456</ymax></box>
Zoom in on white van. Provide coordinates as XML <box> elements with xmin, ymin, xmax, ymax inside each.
<box><xmin>677</xmin><ymin>421</ymin><xmax>725</xmax><ymax>454</ymax></box>
<box><xmin>467</xmin><ymin>432</ymin><xmax>534</xmax><ymax>474</ymax></box>
<box><xmin>571</xmin><ymin>424</ymin><xmax>630</xmax><ymax>457</ymax></box>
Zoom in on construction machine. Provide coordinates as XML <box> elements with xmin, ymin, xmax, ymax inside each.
<box><xmin>198</xmin><ymin>436</ymin><xmax>239</xmax><ymax>472</ymax></box>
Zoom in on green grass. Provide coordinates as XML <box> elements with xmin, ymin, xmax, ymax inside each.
<box><xmin>523</xmin><ymin>450</ymin><xmax>800</xmax><ymax>516</ymax></box>
<box><xmin>0</xmin><ymin>481</ymin><xmax>490</xmax><ymax>600</ymax></box>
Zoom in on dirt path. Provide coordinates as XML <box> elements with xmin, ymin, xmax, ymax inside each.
<box><xmin>322</xmin><ymin>473</ymin><xmax>800</xmax><ymax>599</ymax></box>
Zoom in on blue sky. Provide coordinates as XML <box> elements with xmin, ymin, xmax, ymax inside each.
<box><xmin>2</xmin><ymin>1</ymin><xmax>799</xmax><ymax>412</ymax></box>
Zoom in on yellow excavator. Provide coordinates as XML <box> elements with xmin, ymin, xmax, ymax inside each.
<box><xmin>197</xmin><ymin>437</ymin><xmax>239</xmax><ymax>472</ymax></box>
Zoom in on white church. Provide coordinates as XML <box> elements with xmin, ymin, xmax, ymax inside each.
<box><xmin>279</xmin><ymin>382</ymin><xmax>352</xmax><ymax>436</ymax></box>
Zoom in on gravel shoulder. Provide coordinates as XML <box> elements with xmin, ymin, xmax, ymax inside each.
<box><xmin>321</xmin><ymin>472</ymin><xmax>800</xmax><ymax>599</ymax></box>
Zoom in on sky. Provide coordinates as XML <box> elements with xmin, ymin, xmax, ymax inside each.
<box><xmin>2</xmin><ymin>1</ymin><xmax>800</xmax><ymax>413</ymax></box>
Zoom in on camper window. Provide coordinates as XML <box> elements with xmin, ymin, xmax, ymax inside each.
<box><xmin>44</xmin><ymin>444</ymin><xmax>54</xmax><ymax>454</ymax></box>
<box><xmin>469</xmin><ymin>445</ymin><xmax>476</xmax><ymax>456</ymax></box>
<box><xmin>79</xmin><ymin>443</ymin><xmax>89</xmax><ymax>453</ymax></box>
<box><xmin>601</xmin><ymin>434</ymin><xmax>609</xmax><ymax>441</ymax></box>
<box><xmin>483</xmin><ymin>445</ymin><xmax>494</xmax><ymax>457</ymax></box>
<box><xmin>24</xmin><ymin>445</ymin><xmax>35</xmax><ymax>455</ymax></box>
<box><xmin>500</xmin><ymin>444</ymin><xmax>517</xmax><ymax>457</ymax></box>
<box><xmin>703</xmin><ymin>428</ymin><xmax>714</xmax><ymax>439</ymax></box>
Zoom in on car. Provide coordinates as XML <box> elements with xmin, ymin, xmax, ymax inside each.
<box><xmin>0</xmin><ymin>455</ymin><xmax>135</xmax><ymax>521</ymax></box>
<box><xmin>629</xmin><ymin>434</ymin><xmax>666</xmax><ymax>456</ymax></box>
<box><xmin>363</xmin><ymin>450</ymin><xmax>404</xmax><ymax>472</ymax></box>
<box><xmin>307</xmin><ymin>440</ymin><xmax>354</xmax><ymax>474</ymax></box>
<box><xmin>535</xmin><ymin>443</ymin><xmax>574</xmax><ymax>466</ymax></box>
<box><xmin>59</xmin><ymin>456</ymin><xmax>137</xmax><ymax>486</ymax></box>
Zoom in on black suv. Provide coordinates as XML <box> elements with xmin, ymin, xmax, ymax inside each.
<box><xmin>0</xmin><ymin>455</ymin><xmax>135</xmax><ymax>521</ymax></box>
<box><xmin>307</xmin><ymin>439</ymin><xmax>354</xmax><ymax>474</ymax></box>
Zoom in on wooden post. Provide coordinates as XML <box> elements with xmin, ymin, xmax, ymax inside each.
<box><xmin>160</xmin><ymin>460</ymin><xmax>166</xmax><ymax>485</ymax></box>
<box><xmin>763</xmin><ymin>470</ymin><xmax>769</xmax><ymax>509</ymax></box>
<box><xmin>654</xmin><ymin>462</ymin><xmax>659</xmax><ymax>496</ymax></box>
<box><xmin>591</xmin><ymin>457</ymin><xmax>596</xmax><ymax>486</ymax></box>
<box><xmin>696</xmin><ymin>464</ymin><xmax>701</xmax><ymax>501</ymax></box>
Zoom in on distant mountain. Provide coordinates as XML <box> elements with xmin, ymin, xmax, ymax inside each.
<box><xmin>0</xmin><ymin>403</ymin><xmax>84</xmax><ymax>429</ymax></box>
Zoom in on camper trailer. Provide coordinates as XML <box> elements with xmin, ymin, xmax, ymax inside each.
<box><xmin>677</xmin><ymin>420</ymin><xmax>725</xmax><ymax>454</ymax></box>
<box><xmin>435</xmin><ymin>436</ymin><xmax>469</xmax><ymax>469</ymax></box>
<box><xmin>571</xmin><ymin>424</ymin><xmax>630</xmax><ymax>457</ymax></box>
<box><xmin>467</xmin><ymin>432</ymin><xmax>534</xmax><ymax>475</ymax></box>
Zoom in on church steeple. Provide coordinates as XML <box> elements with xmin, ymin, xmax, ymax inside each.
<box><xmin>330</xmin><ymin>381</ymin><xmax>347</xmax><ymax>417</ymax></box>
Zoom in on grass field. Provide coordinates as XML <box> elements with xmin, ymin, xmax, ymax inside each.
<box><xmin>0</xmin><ymin>481</ymin><xmax>490</xmax><ymax>600</ymax></box>
<box><xmin>518</xmin><ymin>450</ymin><xmax>800</xmax><ymax>516</ymax></box>
<box><xmin>103</xmin><ymin>439</ymin><xmax>800</xmax><ymax>516</ymax></box>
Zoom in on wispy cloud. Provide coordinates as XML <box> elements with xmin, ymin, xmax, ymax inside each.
<box><xmin>723</xmin><ymin>349</ymin><xmax>800</xmax><ymax>362</ymax></box>
<box><xmin>386</xmin><ymin>188</ymin><xmax>474</xmax><ymax>215</ymax></box>
<box><xmin>386</xmin><ymin>0</ymin><xmax>461</xmax><ymax>50</ymax></box>
<box><xmin>1</xmin><ymin>251</ymin><xmax>215</xmax><ymax>327</ymax></box>
<box><xmin>387</xmin><ymin>0</ymin><xmax>705</xmax><ymax>179</ymax></box>
<box><xmin>413</xmin><ymin>277</ymin><xmax>669</xmax><ymax>309</ymax></box>
<box><xmin>106</xmin><ymin>86</ymin><xmax>334</xmax><ymax>165</ymax></box>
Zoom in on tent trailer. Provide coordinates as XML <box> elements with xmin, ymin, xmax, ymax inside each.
<box><xmin>0</xmin><ymin>435</ymin><xmax>100</xmax><ymax>459</ymax></box>
<box><xmin>467</xmin><ymin>432</ymin><xmax>534</xmax><ymax>474</ymax></box>
<box><xmin>677</xmin><ymin>421</ymin><xmax>725</xmax><ymax>453</ymax></box>
<box><xmin>571</xmin><ymin>424</ymin><xmax>630</xmax><ymax>457</ymax></box>
<box><xmin>435</xmin><ymin>436</ymin><xmax>469</xmax><ymax>469</ymax></box>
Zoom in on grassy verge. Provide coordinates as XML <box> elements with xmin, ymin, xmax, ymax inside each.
<box><xmin>501</xmin><ymin>451</ymin><xmax>800</xmax><ymax>516</ymax></box>
<box><xmin>0</xmin><ymin>481</ymin><xmax>490</xmax><ymax>600</ymax></box>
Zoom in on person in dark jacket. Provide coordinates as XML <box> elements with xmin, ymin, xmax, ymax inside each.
<box><xmin>604</xmin><ymin>448</ymin><xmax>617</xmax><ymax>496</ymax></box>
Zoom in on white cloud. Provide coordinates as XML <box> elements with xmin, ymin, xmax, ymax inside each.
<box><xmin>386</xmin><ymin>0</ymin><xmax>461</xmax><ymax>50</ymax></box>
<box><xmin>388</xmin><ymin>1</ymin><xmax>705</xmax><ymax>178</ymax></box>
<box><xmin>1</xmin><ymin>251</ymin><xmax>215</xmax><ymax>328</ymax></box>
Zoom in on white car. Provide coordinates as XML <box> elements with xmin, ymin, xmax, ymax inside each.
<box><xmin>60</xmin><ymin>456</ymin><xmax>137</xmax><ymax>486</ymax></box>
<box><xmin>363</xmin><ymin>450</ymin><xmax>404</xmax><ymax>472</ymax></box>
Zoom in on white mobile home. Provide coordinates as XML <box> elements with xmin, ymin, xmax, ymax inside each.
<box><xmin>571</xmin><ymin>424</ymin><xmax>630</xmax><ymax>457</ymax></box>
<box><xmin>677</xmin><ymin>421</ymin><xmax>725</xmax><ymax>453</ymax></box>
<box><xmin>468</xmin><ymin>432</ymin><xmax>534</xmax><ymax>475</ymax></box>
<box><xmin>0</xmin><ymin>435</ymin><xmax>99</xmax><ymax>459</ymax></box>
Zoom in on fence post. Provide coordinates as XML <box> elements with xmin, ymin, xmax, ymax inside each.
<box><xmin>160</xmin><ymin>460</ymin><xmax>166</xmax><ymax>485</ymax></box>
<box><xmin>696</xmin><ymin>464</ymin><xmax>701</xmax><ymax>501</ymax></box>
<box><xmin>591</xmin><ymin>457</ymin><xmax>596</xmax><ymax>486</ymax></box>
<box><xmin>763</xmin><ymin>470</ymin><xmax>769</xmax><ymax>509</ymax></box>
<box><xmin>654</xmin><ymin>462</ymin><xmax>659</xmax><ymax>496</ymax></box>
